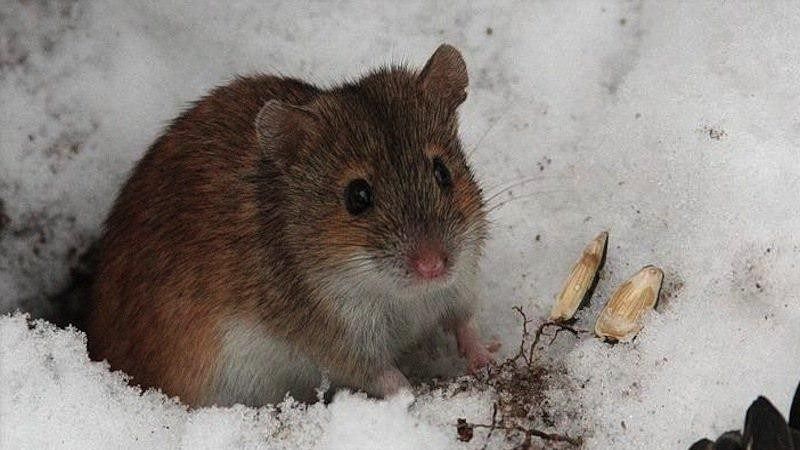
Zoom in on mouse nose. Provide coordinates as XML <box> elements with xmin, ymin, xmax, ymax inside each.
<box><xmin>409</xmin><ymin>243</ymin><xmax>448</xmax><ymax>280</ymax></box>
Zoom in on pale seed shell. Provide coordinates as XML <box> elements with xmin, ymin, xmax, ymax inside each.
<box><xmin>549</xmin><ymin>231</ymin><xmax>608</xmax><ymax>322</ymax></box>
<box><xmin>595</xmin><ymin>265</ymin><xmax>663</xmax><ymax>342</ymax></box>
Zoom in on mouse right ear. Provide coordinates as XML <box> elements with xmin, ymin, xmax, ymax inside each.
<box><xmin>255</xmin><ymin>100</ymin><xmax>318</xmax><ymax>170</ymax></box>
<box><xmin>418</xmin><ymin>44</ymin><xmax>469</xmax><ymax>110</ymax></box>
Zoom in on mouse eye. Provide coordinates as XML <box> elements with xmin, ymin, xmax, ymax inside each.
<box><xmin>344</xmin><ymin>178</ymin><xmax>373</xmax><ymax>215</ymax></box>
<box><xmin>433</xmin><ymin>157</ymin><xmax>453</xmax><ymax>188</ymax></box>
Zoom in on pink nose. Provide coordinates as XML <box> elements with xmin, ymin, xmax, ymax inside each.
<box><xmin>410</xmin><ymin>245</ymin><xmax>448</xmax><ymax>279</ymax></box>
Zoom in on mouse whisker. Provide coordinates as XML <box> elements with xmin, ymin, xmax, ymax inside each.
<box><xmin>482</xmin><ymin>175</ymin><xmax>564</xmax><ymax>204</ymax></box>
<box><xmin>465</xmin><ymin>106</ymin><xmax>513</xmax><ymax>160</ymax></box>
<box><xmin>485</xmin><ymin>189</ymin><xmax>568</xmax><ymax>215</ymax></box>
<box><xmin>310</xmin><ymin>253</ymin><xmax>394</xmax><ymax>275</ymax></box>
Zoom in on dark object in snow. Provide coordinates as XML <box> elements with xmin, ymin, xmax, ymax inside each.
<box><xmin>689</xmin><ymin>422</ymin><xmax>744</xmax><ymax>448</ymax></box>
<box><xmin>689</xmin><ymin>381</ymin><xmax>800</xmax><ymax>449</ymax></box>
<box><xmin>743</xmin><ymin>397</ymin><xmax>795</xmax><ymax>449</ymax></box>
<box><xmin>689</xmin><ymin>431</ymin><xmax>745</xmax><ymax>450</ymax></box>
<box><xmin>790</xmin><ymin>378</ymin><xmax>800</xmax><ymax>430</ymax></box>
<box><xmin>688</xmin><ymin>438</ymin><xmax>714</xmax><ymax>450</ymax></box>
<box><xmin>714</xmin><ymin>431</ymin><xmax>745</xmax><ymax>450</ymax></box>
<box><xmin>86</xmin><ymin>45</ymin><xmax>494</xmax><ymax>407</ymax></box>
<box><xmin>689</xmin><ymin>439</ymin><xmax>714</xmax><ymax>450</ymax></box>
<box><xmin>456</xmin><ymin>418</ymin><xmax>474</xmax><ymax>442</ymax></box>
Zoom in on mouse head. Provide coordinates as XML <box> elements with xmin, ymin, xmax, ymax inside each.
<box><xmin>256</xmin><ymin>45</ymin><xmax>487</xmax><ymax>297</ymax></box>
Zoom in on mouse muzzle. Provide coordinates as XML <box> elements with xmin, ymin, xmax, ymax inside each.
<box><xmin>407</xmin><ymin>240</ymin><xmax>450</xmax><ymax>280</ymax></box>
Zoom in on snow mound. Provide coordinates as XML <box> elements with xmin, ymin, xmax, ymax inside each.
<box><xmin>1</xmin><ymin>313</ymin><xmax>497</xmax><ymax>449</ymax></box>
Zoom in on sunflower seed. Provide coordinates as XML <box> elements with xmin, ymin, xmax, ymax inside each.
<box><xmin>595</xmin><ymin>265</ymin><xmax>663</xmax><ymax>342</ymax></box>
<box><xmin>549</xmin><ymin>231</ymin><xmax>608</xmax><ymax>322</ymax></box>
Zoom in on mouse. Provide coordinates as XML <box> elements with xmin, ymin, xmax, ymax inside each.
<box><xmin>87</xmin><ymin>44</ymin><xmax>494</xmax><ymax>407</ymax></box>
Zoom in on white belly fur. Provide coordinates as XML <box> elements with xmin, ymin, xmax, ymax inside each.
<box><xmin>210</xmin><ymin>319</ymin><xmax>322</xmax><ymax>407</ymax></box>
<box><xmin>210</xmin><ymin>285</ymin><xmax>476</xmax><ymax>406</ymax></box>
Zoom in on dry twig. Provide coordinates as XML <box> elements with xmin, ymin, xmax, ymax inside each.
<box><xmin>455</xmin><ymin>306</ymin><xmax>586</xmax><ymax>448</ymax></box>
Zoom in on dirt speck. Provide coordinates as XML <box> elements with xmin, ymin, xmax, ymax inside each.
<box><xmin>730</xmin><ymin>246</ymin><xmax>774</xmax><ymax>298</ymax></box>
<box><xmin>485</xmin><ymin>26</ymin><xmax>493</xmax><ymax>36</ymax></box>
<box><xmin>42</xmin><ymin>123</ymin><xmax>98</xmax><ymax>173</ymax></box>
<box><xmin>657</xmin><ymin>269</ymin><xmax>685</xmax><ymax>309</ymax></box>
<box><xmin>701</xmin><ymin>125</ymin><xmax>726</xmax><ymax>140</ymax></box>
<box><xmin>536</xmin><ymin>156</ymin><xmax>552</xmax><ymax>172</ymax></box>
<box><xmin>456</xmin><ymin>419</ymin><xmax>473</xmax><ymax>442</ymax></box>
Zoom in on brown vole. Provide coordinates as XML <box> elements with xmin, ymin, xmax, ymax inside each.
<box><xmin>87</xmin><ymin>44</ymin><xmax>494</xmax><ymax>407</ymax></box>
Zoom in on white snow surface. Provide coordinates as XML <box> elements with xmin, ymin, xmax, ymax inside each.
<box><xmin>2</xmin><ymin>1</ymin><xmax>800</xmax><ymax>448</ymax></box>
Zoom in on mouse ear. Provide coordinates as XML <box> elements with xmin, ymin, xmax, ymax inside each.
<box><xmin>255</xmin><ymin>100</ymin><xmax>318</xmax><ymax>169</ymax></box>
<box><xmin>418</xmin><ymin>44</ymin><xmax>469</xmax><ymax>109</ymax></box>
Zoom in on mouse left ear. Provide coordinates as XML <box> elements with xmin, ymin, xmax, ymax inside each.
<box><xmin>418</xmin><ymin>44</ymin><xmax>469</xmax><ymax>109</ymax></box>
<box><xmin>255</xmin><ymin>100</ymin><xmax>318</xmax><ymax>170</ymax></box>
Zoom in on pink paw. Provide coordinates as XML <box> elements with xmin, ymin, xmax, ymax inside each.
<box><xmin>485</xmin><ymin>336</ymin><xmax>502</xmax><ymax>353</ymax></box>
<box><xmin>467</xmin><ymin>347</ymin><xmax>495</xmax><ymax>374</ymax></box>
<box><xmin>454</xmin><ymin>321</ymin><xmax>500</xmax><ymax>374</ymax></box>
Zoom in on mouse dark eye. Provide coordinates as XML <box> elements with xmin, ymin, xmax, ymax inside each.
<box><xmin>344</xmin><ymin>178</ymin><xmax>373</xmax><ymax>215</ymax></box>
<box><xmin>433</xmin><ymin>157</ymin><xmax>453</xmax><ymax>188</ymax></box>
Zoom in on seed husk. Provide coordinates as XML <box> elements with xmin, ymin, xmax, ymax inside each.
<box><xmin>549</xmin><ymin>231</ymin><xmax>608</xmax><ymax>322</ymax></box>
<box><xmin>595</xmin><ymin>265</ymin><xmax>663</xmax><ymax>342</ymax></box>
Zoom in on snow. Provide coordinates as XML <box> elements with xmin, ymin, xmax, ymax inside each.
<box><xmin>2</xmin><ymin>0</ymin><xmax>800</xmax><ymax>448</ymax></box>
<box><xmin>0</xmin><ymin>313</ymin><xmax>485</xmax><ymax>449</ymax></box>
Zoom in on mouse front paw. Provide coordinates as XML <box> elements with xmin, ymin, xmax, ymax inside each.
<box><xmin>454</xmin><ymin>319</ymin><xmax>499</xmax><ymax>374</ymax></box>
<box><xmin>466</xmin><ymin>346</ymin><xmax>495</xmax><ymax>374</ymax></box>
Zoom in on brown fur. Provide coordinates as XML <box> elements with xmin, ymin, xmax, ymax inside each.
<box><xmin>87</xmin><ymin>45</ymin><xmax>488</xmax><ymax>406</ymax></box>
